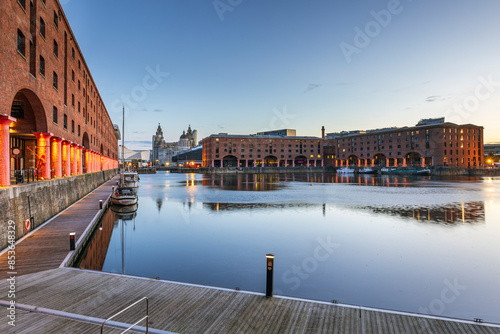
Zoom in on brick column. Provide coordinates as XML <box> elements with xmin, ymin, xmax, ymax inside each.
<box><xmin>34</xmin><ymin>132</ymin><xmax>53</xmax><ymax>180</ymax></box>
<box><xmin>421</xmin><ymin>157</ymin><xmax>425</xmax><ymax>167</ymax></box>
<box><xmin>62</xmin><ymin>140</ymin><xmax>71</xmax><ymax>177</ymax></box>
<box><xmin>51</xmin><ymin>137</ymin><xmax>63</xmax><ymax>178</ymax></box>
<box><xmin>84</xmin><ymin>150</ymin><xmax>90</xmax><ymax>173</ymax></box>
<box><xmin>386</xmin><ymin>158</ymin><xmax>390</xmax><ymax>167</ymax></box>
<box><xmin>70</xmin><ymin>143</ymin><xmax>77</xmax><ymax>175</ymax></box>
<box><xmin>76</xmin><ymin>146</ymin><xmax>83</xmax><ymax>174</ymax></box>
<box><xmin>0</xmin><ymin>115</ymin><xmax>16</xmax><ymax>187</ymax></box>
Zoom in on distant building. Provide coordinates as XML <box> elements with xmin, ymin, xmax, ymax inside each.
<box><xmin>324</xmin><ymin>118</ymin><xmax>484</xmax><ymax>168</ymax></box>
<box><xmin>151</xmin><ymin>124</ymin><xmax>197</xmax><ymax>165</ymax></box>
<box><xmin>118</xmin><ymin>146</ymin><xmax>150</xmax><ymax>167</ymax></box>
<box><xmin>202</xmin><ymin>133</ymin><xmax>323</xmax><ymax>167</ymax></box>
<box><xmin>172</xmin><ymin>146</ymin><xmax>202</xmax><ymax>167</ymax></box>
<box><xmin>256</xmin><ymin>129</ymin><xmax>296</xmax><ymax>136</ymax></box>
<box><xmin>484</xmin><ymin>144</ymin><xmax>500</xmax><ymax>156</ymax></box>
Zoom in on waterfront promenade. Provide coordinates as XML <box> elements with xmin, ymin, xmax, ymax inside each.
<box><xmin>0</xmin><ymin>175</ymin><xmax>119</xmax><ymax>280</ymax></box>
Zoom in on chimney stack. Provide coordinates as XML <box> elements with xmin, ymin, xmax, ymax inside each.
<box><xmin>321</xmin><ymin>126</ymin><xmax>325</xmax><ymax>140</ymax></box>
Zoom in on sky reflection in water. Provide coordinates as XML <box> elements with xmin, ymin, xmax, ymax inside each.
<box><xmin>79</xmin><ymin>172</ymin><xmax>500</xmax><ymax>324</ymax></box>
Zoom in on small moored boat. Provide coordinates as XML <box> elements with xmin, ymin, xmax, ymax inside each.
<box><xmin>358</xmin><ymin>167</ymin><xmax>378</xmax><ymax>174</ymax></box>
<box><xmin>337</xmin><ymin>167</ymin><xmax>355</xmax><ymax>174</ymax></box>
<box><xmin>111</xmin><ymin>187</ymin><xmax>138</xmax><ymax>206</ymax></box>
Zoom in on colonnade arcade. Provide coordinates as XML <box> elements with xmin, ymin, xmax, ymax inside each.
<box><xmin>335</xmin><ymin>152</ymin><xmax>432</xmax><ymax>167</ymax></box>
<box><xmin>0</xmin><ymin>90</ymin><xmax>117</xmax><ymax>187</ymax></box>
<box><xmin>212</xmin><ymin>155</ymin><xmax>324</xmax><ymax>168</ymax></box>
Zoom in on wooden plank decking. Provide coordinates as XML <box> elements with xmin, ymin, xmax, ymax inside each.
<box><xmin>0</xmin><ymin>176</ymin><xmax>119</xmax><ymax>280</ymax></box>
<box><xmin>1</xmin><ymin>268</ymin><xmax>499</xmax><ymax>333</ymax></box>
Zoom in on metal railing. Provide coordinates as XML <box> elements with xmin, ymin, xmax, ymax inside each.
<box><xmin>10</xmin><ymin>169</ymin><xmax>42</xmax><ymax>184</ymax></box>
<box><xmin>101</xmin><ymin>297</ymin><xmax>149</xmax><ymax>334</ymax></box>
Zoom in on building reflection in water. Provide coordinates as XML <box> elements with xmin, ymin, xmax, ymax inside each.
<box><xmin>358</xmin><ymin>201</ymin><xmax>485</xmax><ymax>225</ymax></box>
<box><xmin>198</xmin><ymin>173</ymin><xmax>453</xmax><ymax>190</ymax></box>
<box><xmin>201</xmin><ymin>174</ymin><xmax>283</xmax><ymax>191</ymax></box>
<box><xmin>203</xmin><ymin>201</ymin><xmax>485</xmax><ymax>225</ymax></box>
<box><xmin>75</xmin><ymin>204</ymin><xmax>138</xmax><ymax>271</ymax></box>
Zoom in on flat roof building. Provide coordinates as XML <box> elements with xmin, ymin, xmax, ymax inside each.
<box><xmin>256</xmin><ymin>129</ymin><xmax>296</xmax><ymax>137</ymax></box>
<box><xmin>202</xmin><ymin>133</ymin><xmax>324</xmax><ymax>168</ymax></box>
<box><xmin>324</xmin><ymin>118</ymin><xmax>483</xmax><ymax>168</ymax></box>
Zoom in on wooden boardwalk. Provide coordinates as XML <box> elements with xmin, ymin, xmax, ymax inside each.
<box><xmin>1</xmin><ymin>268</ymin><xmax>499</xmax><ymax>333</ymax></box>
<box><xmin>0</xmin><ymin>176</ymin><xmax>119</xmax><ymax>280</ymax></box>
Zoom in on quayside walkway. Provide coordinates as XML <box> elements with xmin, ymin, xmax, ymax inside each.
<box><xmin>0</xmin><ymin>175</ymin><xmax>119</xmax><ymax>280</ymax></box>
<box><xmin>1</xmin><ymin>268</ymin><xmax>500</xmax><ymax>333</ymax></box>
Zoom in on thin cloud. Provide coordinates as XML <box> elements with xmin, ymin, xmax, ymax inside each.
<box><xmin>304</xmin><ymin>83</ymin><xmax>322</xmax><ymax>93</ymax></box>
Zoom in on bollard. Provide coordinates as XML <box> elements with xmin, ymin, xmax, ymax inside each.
<box><xmin>266</xmin><ymin>254</ymin><xmax>275</xmax><ymax>297</ymax></box>
<box><xmin>69</xmin><ymin>232</ymin><xmax>76</xmax><ymax>251</ymax></box>
<box><xmin>99</xmin><ymin>200</ymin><xmax>103</xmax><ymax>209</ymax></box>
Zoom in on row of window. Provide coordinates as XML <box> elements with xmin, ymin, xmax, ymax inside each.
<box><xmin>214</xmin><ymin>155</ymin><xmax>322</xmax><ymax>159</ymax></box>
<box><xmin>218</xmin><ymin>148</ymin><xmax>321</xmax><ymax>153</ymax></box>
<box><xmin>219</xmin><ymin>143</ymin><xmax>319</xmax><ymax>148</ymax></box>
<box><xmin>51</xmin><ymin>107</ymin><xmax>100</xmax><ymax>147</ymax></box>
<box><xmin>444</xmin><ymin>150</ymin><xmax>480</xmax><ymax>156</ymax></box>
<box><xmin>52</xmin><ymin>107</ymin><xmax>79</xmax><ymax>135</ymax></box>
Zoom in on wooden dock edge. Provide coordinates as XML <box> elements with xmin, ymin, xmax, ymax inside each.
<box><xmin>64</xmin><ymin>267</ymin><xmax>500</xmax><ymax>329</ymax></box>
<box><xmin>0</xmin><ymin>300</ymin><xmax>176</xmax><ymax>334</ymax></box>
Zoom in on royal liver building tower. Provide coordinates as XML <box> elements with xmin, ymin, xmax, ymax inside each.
<box><xmin>151</xmin><ymin>124</ymin><xmax>198</xmax><ymax>166</ymax></box>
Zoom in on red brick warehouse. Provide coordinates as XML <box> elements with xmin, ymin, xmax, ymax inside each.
<box><xmin>202</xmin><ymin>133</ymin><xmax>324</xmax><ymax>168</ymax></box>
<box><xmin>324</xmin><ymin>118</ymin><xmax>484</xmax><ymax>168</ymax></box>
<box><xmin>0</xmin><ymin>0</ymin><xmax>119</xmax><ymax>187</ymax></box>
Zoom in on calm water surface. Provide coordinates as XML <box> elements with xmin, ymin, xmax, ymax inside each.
<box><xmin>78</xmin><ymin>172</ymin><xmax>500</xmax><ymax>323</ymax></box>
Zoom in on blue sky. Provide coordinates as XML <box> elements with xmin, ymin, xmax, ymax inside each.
<box><xmin>62</xmin><ymin>0</ymin><xmax>500</xmax><ymax>150</ymax></box>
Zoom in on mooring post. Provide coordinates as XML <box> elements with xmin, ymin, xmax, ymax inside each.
<box><xmin>99</xmin><ymin>200</ymin><xmax>103</xmax><ymax>209</ymax></box>
<box><xmin>266</xmin><ymin>254</ymin><xmax>275</xmax><ymax>297</ymax></box>
<box><xmin>69</xmin><ymin>232</ymin><xmax>76</xmax><ymax>251</ymax></box>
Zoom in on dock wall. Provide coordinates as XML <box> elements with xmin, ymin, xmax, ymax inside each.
<box><xmin>0</xmin><ymin>169</ymin><xmax>117</xmax><ymax>251</ymax></box>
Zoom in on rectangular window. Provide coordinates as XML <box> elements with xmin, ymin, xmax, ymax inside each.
<box><xmin>78</xmin><ymin>101</ymin><xmax>80</xmax><ymax>113</ymax></box>
<box><xmin>53</xmin><ymin>11</ymin><xmax>59</xmax><ymax>28</ymax></box>
<box><xmin>53</xmin><ymin>72</ymin><xmax>58</xmax><ymax>89</ymax></box>
<box><xmin>71</xmin><ymin>120</ymin><xmax>75</xmax><ymax>133</ymax></box>
<box><xmin>78</xmin><ymin>125</ymin><xmax>80</xmax><ymax>136</ymax></box>
<box><xmin>63</xmin><ymin>114</ymin><xmax>68</xmax><ymax>129</ymax></box>
<box><xmin>17</xmin><ymin>29</ymin><xmax>25</xmax><ymax>56</ymax></box>
<box><xmin>53</xmin><ymin>40</ymin><xmax>58</xmax><ymax>57</ymax></box>
<box><xmin>39</xmin><ymin>55</ymin><xmax>45</xmax><ymax>76</ymax></box>
<box><xmin>72</xmin><ymin>47</ymin><xmax>75</xmax><ymax>59</ymax></box>
<box><xmin>40</xmin><ymin>17</ymin><xmax>46</xmax><ymax>38</ymax></box>
<box><xmin>18</xmin><ymin>0</ymin><xmax>26</xmax><ymax>9</ymax></box>
<box><xmin>72</xmin><ymin>70</ymin><xmax>75</xmax><ymax>81</ymax></box>
<box><xmin>71</xmin><ymin>94</ymin><xmax>75</xmax><ymax>107</ymax></box>
<box><xmin>53</xmin><ymin>107</ymin><xmax>58</xmax><ymax>124</ymax></box>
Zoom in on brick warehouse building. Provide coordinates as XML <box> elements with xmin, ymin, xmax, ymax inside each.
<box><xmin>202</xmin><ymin>133</ymin><xmax>324</xmax><ymax>168</ymax></box>
<box><xmin>324</xmin><ymin>118</ymin><xmax>484</xmax><ymax>168</ymax></box>
<box><xmin>0</xmin><ymin>0</ymin><xmax>118</xmax><ymax>186</ymax></box>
